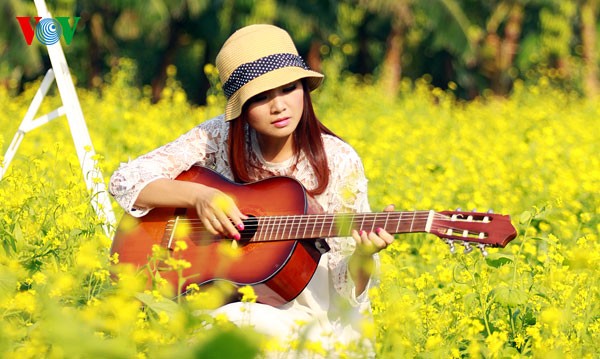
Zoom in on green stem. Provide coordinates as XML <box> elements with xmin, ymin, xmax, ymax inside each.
<box><xmin>461</xmin><ymin>256</ymin><xmax>492</xmax><ymax>336</ymax></box>
<box><xmin>512</xmin><ymin>214</ymin><xmax>534</xmax><ymax>285</ymax></box>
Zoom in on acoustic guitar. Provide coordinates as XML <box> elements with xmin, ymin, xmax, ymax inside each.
<box><xmin>110</xmin><ymin>166</ymin><xmax>517</xmax><ymax>306</ymax></box>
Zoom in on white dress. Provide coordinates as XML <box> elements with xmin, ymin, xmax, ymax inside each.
<box><xmin>109</xmin><ymin>115</ymin><xmax>379</xmax><ymax>354</ymax></box>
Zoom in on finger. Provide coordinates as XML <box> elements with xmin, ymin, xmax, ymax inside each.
<box><xmin>359</xmin><ymin>230</ymin><xmax>375</xmax><ymax>250</ymax></box>
<box><xmin>375</xmin><ymin>228</ymin><xmax>395</xmax><ymax>245</ymax></box>
<box><xmin>352</xmin><ymin>229</ymin><xmax>362</xmax><ymax>243</ymax></box>
<box><xmin>367</xmin><ymin>231</ymin><xmax>388</xmax><ymax>250</ymax></box>
<box><xmin>225</xmin><ymin>205</ymin><xmax>248</xmax><ymax>232</ymax></box>
<box><xmin>383</xmin><ymin>204</ymin><xmax>395</xmax><ymax>212</ymax></box>
<box><xmin>200</xmin><ymin>215</ymin><xmax>219</xmax><ymax>235</ymax></box>
<box><xmin>354</xmin><ymin>230</ymin><xmax>369</xmax><ymax>244</ymax></box>
<box><xmin>213</xmin><ymin>193</ymin><xmax>246</xmax><ymax>237</ymax></box>
<box><xmin>215</xmin><ymin>211</ymin><xmax>239</xmax><ymax>239</ymax></box>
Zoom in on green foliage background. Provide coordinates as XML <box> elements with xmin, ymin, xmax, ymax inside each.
<box><xmin>3</xmin><ymin>0</ymin><xmax>600</xmax><ymax>102</ymax></box>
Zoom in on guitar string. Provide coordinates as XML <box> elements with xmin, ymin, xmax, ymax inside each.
<box><xmin>163</xmin><ymin>212</ymin><xmax>491</xmax><ymax>239</ymax></box>
<box><xmin>167</xmin><ymin>215</ymin><xmax>481</xmax><ymax>231</ymax></box>
<box><xmin>166</xmin><ymin>213</ymin><xmax>479</xmax><ymax>232</ymax></box>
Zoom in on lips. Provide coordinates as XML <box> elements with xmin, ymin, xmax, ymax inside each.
<box><xmin>272</xmin><ymin>117</ymin><xmax>290</xmax><ymax>128</ymax></box>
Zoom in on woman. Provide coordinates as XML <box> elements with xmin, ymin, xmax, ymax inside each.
<box><xmin>109</xmin><ymin>24</ymin><xmax>394</xmax><ymax>354</ymax></box>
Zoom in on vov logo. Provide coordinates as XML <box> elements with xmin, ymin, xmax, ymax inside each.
<box><xmin>16</xmin><ymin>17</ymin><xmax>80</xmax><ymax>46</ymax></box>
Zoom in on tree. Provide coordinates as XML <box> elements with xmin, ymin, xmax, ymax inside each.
<box><xmin>479</xmin><ymin>1</ymin><xmax>525</xmax><ymax>95</ymax></box>
<box><xmin>580</xmin><ymin>0</ymin><xmax>599</xmax><ymax>98</ymax></box>
<box><xmin>359</xmin><ymin>0</ymin><xmax>414</xmax><ymax>94</ymax></box>
<box><xmin>1</xmin><ymin>0</ymin><xmax>45</xmax><ymax>90</ymax></box>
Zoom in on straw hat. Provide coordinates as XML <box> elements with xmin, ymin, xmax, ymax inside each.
<box><xmin>216</xmin><ymin>24</ymin><xmax>324</xmax><ymax>121</ymax></box>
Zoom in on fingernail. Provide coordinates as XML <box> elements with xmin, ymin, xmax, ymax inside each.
<box><xmin>375</xmin><ymin>228</ymin><xmax>383</xmax><ymax>235</ymax></box>
<box><xmin>237</xmin><ymin>223</ymin><xmax>245</xmax><ymax>230</ymax></box>
<box><xmin>233</xmin><ymin>233</ymin><xmax>241</xmax><ymax>241</ymax></box>
<box><xmin>360</xmin><ymin>230</ymin><xmax>366</xmax><ymax>236</ymax></box>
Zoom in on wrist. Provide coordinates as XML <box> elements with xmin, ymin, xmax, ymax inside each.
<box><xmin>349</xmin><ymin>252</ymin><xmax>375</xmax><ymax>277</ymax></box>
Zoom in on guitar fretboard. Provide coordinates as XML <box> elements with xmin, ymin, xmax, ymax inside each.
<box><xmin>249</xmin><ymin>210</ymin><xmax>434</xmax><ymax>242</ymax></box>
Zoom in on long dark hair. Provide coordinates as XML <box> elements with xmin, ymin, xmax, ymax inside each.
<box><xmin>228</xmin><ymin>80</ymin><xmax>338</xmax><ymax>195</ymax></box>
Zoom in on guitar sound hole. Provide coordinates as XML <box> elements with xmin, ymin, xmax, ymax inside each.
<box><xmin>239</xmin><ymin>215</ymin><xmax>258</xmax><ymax>241</ymax></box>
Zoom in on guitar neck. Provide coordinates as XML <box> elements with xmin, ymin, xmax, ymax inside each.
<box><xmin>249</xmin><ymin>210</ymin><xmax>434</xmax><ymax>242</ymax></box>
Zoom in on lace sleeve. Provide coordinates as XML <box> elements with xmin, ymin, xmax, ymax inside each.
<box><xmin>322</xmin><ymin>137</ymin><xmax>379</xmax><ymax>307</ymax></box>
<box><xmin>109</xmin><ymin>115</ymin><xmax>228</xmax><ymax>216</ymax></box>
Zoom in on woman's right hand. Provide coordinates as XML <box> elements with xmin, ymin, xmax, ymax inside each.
<box><xmin>194</xmin><ymin>184</ymin><xmax>248</xmax><ymax>240</ymax></box>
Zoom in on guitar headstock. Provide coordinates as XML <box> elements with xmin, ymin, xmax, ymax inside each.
<box><xmin>431</xmin><ymin>211</ymin><xmax>517</xmax><ymax>256</ymax></box>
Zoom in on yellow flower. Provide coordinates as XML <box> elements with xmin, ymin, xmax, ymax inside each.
<box><xmin>32</xmin><ymin>272</ymin><xmax>47</xmax><ymax>285</ymax></box>
<box><xmin>485</xmin><ymin>331</ymin><xmax>508</xmax><ymax>358</ymax></box>
<box><xmin>163</xmin><ymin>257</ymin><xmax>191</xmax><ymax>271</ymax></box>
<box><xmin>173</xmin><ymin>240</ymin><xmax>188</xmax><ymax>252</ymax></box>
<box><xmin>425</xmin><ymin>334</ymin><xmax>443</xmax><ymax>350</ymax></box>
<box><xmin>157</xmin><ymin>311</ymin><xmax>170</xmax><ymax>324</ymax></box>
<box><xmin>12</xmin><ymin>290</ymin><xmax>37</xmax><ymax>313</ymax></box>
<box><xmin>238</xmin><ymin>285</ymin><xmax>257</xmax><ymax>303</ymax></box>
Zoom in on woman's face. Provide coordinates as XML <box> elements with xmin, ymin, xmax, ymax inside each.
<box><xmin>245</xmin><ymin>80</ymin><xmax>304</xmax><ymax>141</ymax></box>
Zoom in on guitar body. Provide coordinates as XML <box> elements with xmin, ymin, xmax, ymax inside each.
<box><xmin>110</xmin><ymin>166</ymin><xmax>326</xmax><ymax>306</ymax></box>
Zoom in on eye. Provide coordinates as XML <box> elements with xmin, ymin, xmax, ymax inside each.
<box><xmin>282</xmin><ymin>83</ymin><xmax>298</xmax><ymax>93</ymax></box>
<box><xmin>248</xmin><ymin>93</ymin><xmax>268</xmax><ymax>104</ymax></box>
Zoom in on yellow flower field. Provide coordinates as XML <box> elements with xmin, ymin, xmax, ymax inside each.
<box><xmin>0</xmin><ymin>62</ymin><xmax>598</xmax><ymax>358</ymax></box>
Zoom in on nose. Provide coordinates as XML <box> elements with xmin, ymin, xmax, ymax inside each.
<box><xmin>270</xmin><ymin>93</ymin><xmax>286</xmax><ymax>113</ymax></box>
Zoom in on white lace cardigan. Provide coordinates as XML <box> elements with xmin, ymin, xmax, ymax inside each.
<box><xmin>109</xmin><ymin>115</ymin><xmax>379</xmax><ymax>343</ymax></box>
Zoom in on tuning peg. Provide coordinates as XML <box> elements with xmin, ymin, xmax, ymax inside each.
<box><xmin>477</xmin><ymin>243</ymin><xmax>488</xmax><ymax>257</ymax></box>
<box><xmin>462</xmin><ymin>242</ymin><xmax>474</xmax><ymax>254</ymax></box>
<box><xmin>445</xmin><ymin>239</ymin><xmax>456</xmax><ymax>254</ymax></box>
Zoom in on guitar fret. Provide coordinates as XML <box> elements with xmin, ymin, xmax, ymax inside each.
<box><xmin>301</xmin><ymin>215</ymin><xmax>307</xmax><ymax>239</ymax></box>
<box><xmin>329</xmin><ymin>215</ymin><xmax>335</xmax><ymax>237</ymax></box>
<box><xmin>319</xmin><ymin>215</ymin><xmax>326</xmax><ymax>238</ymax></box>
<box><xmin>285</xmin><ymin>215</ymin><xmax>292</xmax><ymax>240</ymax></box>
<box><xmin>270</xmin><ymin>216</ymin><xmax>276</xmax><ymax>240</ymax></box>
<box><xmin>372</xmin><ymin>213</ymin><xmax>377</xmax><ymax>232</ymax></box>
<box><xmin>275</xmin><ymin>215</ymin><xmax>282</xmax><ymax>240</ymax></box>
<box><xmin>283</xmin><ymin>215</ymin><xmax>289</xmax><ymax>239</ymax></box>
<box><xmin>359</xmin><ymin>214</ymin><xmax>366</xmax><ymax>233</ymax></box>
<box><xmin>409</xmin><ymin>211</ymin><xmax>416</xmax><ymax>232</ymax></box>
<box><xmin>311</xmin><ymin>215</ymin><xmax>318</xmax><ymax>238</ymax></box>
<box><xmin>263</xmin><ymin>216</ymin><xmax>270</xmax><ymax>241</ymax></box>
<box><xmin>396</xmin><ymin>212</ymin><xmax>402</xmax><ymax>233</ymax></box>
<box><xmin>384</xmin><ymin>212</ymin><xmax>390</xmax><ymax>232</ymax></box>
<box><xmin>346</xmin><ymin>214</ymin><xmax>354</xmax><ymax>236</ymax></box>
<box><xmin>341</xmin><ymin>214</ymin><xmax>350</xmax><ymax>236</ymax></box>
<box><xmin>257</xmin><ymin>217</ymin><xmax>263</xmax><ymax>241</ymax></box>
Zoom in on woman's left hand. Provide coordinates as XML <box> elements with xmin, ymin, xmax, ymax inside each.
<box><xmin>349</xmin><ymin>204</ymin><xmax>396</xmax><ymax>294</ymax></box>
<box><xmin>351</xmin><ymin>204</ymin><xmax>396</xmax><ymax>257</ymax></box>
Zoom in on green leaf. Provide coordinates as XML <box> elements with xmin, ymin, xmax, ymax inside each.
<box><xmin>135</xmin><ymin>292</ymin><xmax>179</xmax><ymax>319</ymax></box>
<box><xmin>519</xmin><ymin>211</ymin><xmax>532</xmax><ymax>224</ymax></box>
<box><xmin>485</xmin><ymin>252</ymin><xmax>514</xmax><ymax>268</ymax></box>
<box><xmin>0</xmin><ymin>267</ymin><xmax>17</xmax><ymax>300</ymax></box>
<box><xmin>193</xmin><ymin>329</ymin><xmax>260</xmax><ymax>359</ymax></box>
<box><xmin>493</xmin><ymin>285</ymin><xmax>528</xmax><ymax>307</ymax></box>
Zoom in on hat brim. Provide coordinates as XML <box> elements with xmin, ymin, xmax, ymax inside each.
<box><xmin>224</xmin><ymin>67</ymin><xmax>323</xmax><ymax>121</ymax></box>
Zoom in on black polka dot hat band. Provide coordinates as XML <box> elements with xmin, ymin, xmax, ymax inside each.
<box><xmin>216</xmin><ymin>24</ymin><xmax>324</xmax><ymax>121</ymax></box>
<box><xmin>222</xmin><ymin>53</ymin><xmax>311</xmax><ymax>99</ymax></box>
